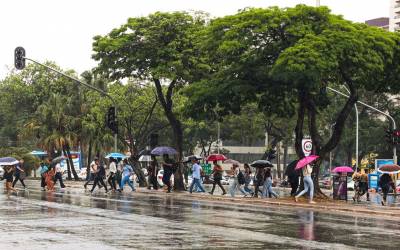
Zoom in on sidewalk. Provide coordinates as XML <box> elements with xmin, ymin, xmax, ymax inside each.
<box><xmin>28</xmin><ymin>179</ymin><xmax>400</xmax><ymax>221</ymax></box>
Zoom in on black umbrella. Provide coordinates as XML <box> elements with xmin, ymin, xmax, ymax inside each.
<box><xmin>139</xmin><ymin>149</ymin><xmax>152</xmax><ymax>156</ymax></box>
<box><xmin>250</xmin><ymin>160</ymin><xmax>273</xmax><ymax>168</ymax></box>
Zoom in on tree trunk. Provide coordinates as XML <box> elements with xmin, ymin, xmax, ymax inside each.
<box><xmin>63</xmin><ymin>148</ymin><xmax>72</xmax><ymax>180</ymax></box>
<box><xmin>154</xmin><ymin>78</ymin><xmax>185</xmax><ymax>191</ymax></box>
<box><xmin>283</xmin><ymin>142</ymin><xmax>288</xmax><ymax>177</ymax></box>
<box><xmin>86</xmin><ymin>140</ymin><xmax>92</xmax><ymax>180</ymax></box>
<box><xmin>64</xmin><ymin>144</ymin><xmax>79</xmax><ymax>180</ymax></box>
<box><xmin>129</xmin><ymin>157</ymin><xmax>148</xmax><ymax>187</ymax></box>
<box><xmin>277</xmin><ymin>141</ymin><xmax>281</xmax><ymax>179</ymax></box>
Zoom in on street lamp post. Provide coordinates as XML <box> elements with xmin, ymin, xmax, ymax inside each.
<box><xmin>327</xmin><ymin>87</ymin><xmax>397</xmax><ymax>165</ymax></box>
<box><xmin>24</xmin><ymin>57</ymin><xmax>118</xmax><ymax>152</ymax></box>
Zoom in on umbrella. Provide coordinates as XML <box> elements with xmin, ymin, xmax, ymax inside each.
<box><xmin>224</xmin><ymin>159</ymin><xmax>241</xmax><ymax>165</ymax></box>
<box><xmin>30</xmin><ymin>150</ymin><xmax>48</xmax><ymax>157</ymax></box>
<box><xmin>51</xmin><ymin>156</ymin><xmax>66</xmax><ymax>164</ymax></box>
<box><xmin>378</xmin><ymin>164</ymin><xmax>400</xmax><ymax>174</ymax></box>
<box><xmin>105</xmin><ymin>152</ymin><xmax>127</xmax><ymax>159</ymax></box>
<box><xmin>332</xmin><ymin>166</ymin><xmax>354</xmax><ymax>173</ymax></box>
<box><xmin>0</xmin><ymin>157</ymin><xmax>19</xmax><ymax>166</ymax></box>
<box><xmin>295</xmin><ymin>155</ymin><xmax>319</xmax><ymax>170</ymax></box>
<box><xmin>183</xmin><ymin>155</ymin><xmax>202</xmax><ymax>163</ymax></box>
<box><xmin>250</xmin><ymin>160</ymin><xmax>273</xmax><ymax>168</ymax></box>
<box><xmin>151</xmin><ymin>146</ymin><xmax>178</xmax><ymax>155</ymax></box>
<box><xmin>138</xmin><ymin>149</ymin><xmax>151</xmax><ymax>156</ymax></box>
<box><xmin>206</xmin><ymin>154</ymin><xmax>227</xmax><ymax>162</ymax></box>
<box><xmin>139</xmin><ymin>155</ymin><xmax>152</xmax><ymax>162</ymax></box>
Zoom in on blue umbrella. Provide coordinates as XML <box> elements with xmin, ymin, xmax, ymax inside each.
<box><xmin>30</xmin><ymin>150</ymin><xmax>48</xmax><ymax>157</ymax></box>
<box><xmin>105</xmin><ymin>152</ymin><xmax>127</xmax><ymax>159</ymax></box>
<box><xmin>0</xmin><ymin>157</ymin><xmax>19</xmax><ymax>166</ymax></box>
<box><xmin>151</xmin><ymin>146</ymin><xmax>177</xmax><ymax>156</ymax></box>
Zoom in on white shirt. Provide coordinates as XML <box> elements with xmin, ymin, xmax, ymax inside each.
<box><xmin>55</xmin><ymin>163</ymin><xmax>62</xmax><ymax>173</ymax></box>
<box><xmin>192</xmin><ymin>163</ymin><xmax>202</xmax><ymax>179</ymax></box>
<box><xmin>109</xmin><ymin>162</ymin><xmax>117</xmax><ymax>173</ymax></box>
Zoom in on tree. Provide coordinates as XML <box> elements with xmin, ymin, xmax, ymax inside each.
<box><xmin>92</xmin><ymin>12</ymin><xmax>206</xmax><ymax>190</ymax></box>
<box><xmin>185</xmin><ymin>5</ymin><xmax>400</xmax><ymax>195</ymax></box>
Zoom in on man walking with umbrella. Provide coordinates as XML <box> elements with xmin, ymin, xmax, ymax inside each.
<box><xmin>161</xmin><ymin>154</ymin><xmax>174</xmax><ymax>193</ymax></box>
<box><xmin>12</xmin><ymin>159</ymin><xmax>27</xmax><ymax>189</ymax></box>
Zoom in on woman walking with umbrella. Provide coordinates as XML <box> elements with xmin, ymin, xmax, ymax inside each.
<box><xmin>295</xmin><ymin>155</ymin><xmax>319</xmax><ymax>204</ymax></box>
<box><xmin>209</xmin><ymin>160</ymin><xmax>226</xmax><ymax>195</ymax></box>
<box><xmin>262</xmin><ymin>167</ymin><xmax>278</xmax><ymax>198</ymax></box>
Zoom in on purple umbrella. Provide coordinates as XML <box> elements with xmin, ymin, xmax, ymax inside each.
<box><xmin>151</xmin><ymin>146</ymin><xmax>177</xmax><ymax>156</ymax></box>
<box><xmin>0</xmin><ymin>157</ymin><xmax>19</xmax><ymax>166</ymax></box>
<box><xmin>332</xmin><ymin>166</ymin><xmax>354</xmax><ymax>173</ymax></box>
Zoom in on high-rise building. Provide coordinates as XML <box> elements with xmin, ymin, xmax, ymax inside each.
<box><xmin>365</xmin><ymin>17</ymin><xmax>389</xmax><ymax>30</ymax></box>
<box><xmin>390</xmin><ymin>0</ymin><xmax>400</xmax><ymax>31</ymax></box>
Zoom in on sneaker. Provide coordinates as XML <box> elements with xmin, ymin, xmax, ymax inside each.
<box><xmin>222</xmin><ymin>192</ymin><xmax>226</xmax><ymax>195</ymax></box>
<box><xmin>309</xmin><ymin>201</ymin><xmax>316</xmax><ymax>204</ymax></box>
<box><xmin>294</xmin><ymin>196</ymin><xmax>298</xmax><ymax>202</ymax></box>
<box><xmin>352</xmin><ymin>197</ymin><xmax>356</xmax><ymax>202</ymax></box>
<box><xmin>381</xmin><ymin>201</ymin><xmax>385</xmax><ymax>206</ymax></box>
<box><xmin>209</xmin><ymin>192</ymin><xmax>213</xmax><ymax>195</ymax></box>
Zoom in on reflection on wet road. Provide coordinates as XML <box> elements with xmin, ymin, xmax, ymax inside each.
<box><xmin>1</xmin><ymin>184</ymin><xmax>400</xmax><ymax>249</ymax></box>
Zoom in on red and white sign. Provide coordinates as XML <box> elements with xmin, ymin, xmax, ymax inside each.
<box><xmin>302</xmin><ymin>139</ymin><xmax>312</xmax><ymax>156</ymax></box>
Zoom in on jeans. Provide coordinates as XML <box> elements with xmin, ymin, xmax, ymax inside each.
<box><xmin>230</xmin><ymin>177</ymin><xmax>247</xmax><ymax>197</ymax></box>
<box><xmin>296</xmin><ymin>176</ymin><xmax>314</xmax><ymax>200</ymax></box>
<box><xmin>91</xmin><ymin>174</ymin><xmax>108</xmax><ymax>192</ymax></box>
<box><xmin>107</xmin><ymin>172</ymin><xmax>116</xmax><ymax>190</ymax></box>
<box><xmin>210</xmin><ymin>178</ymin><xmax>226</xmax><ymax>194</ymax></box>
<box><xmin>12</xmin><ymin>173</ymin><xmax>26</xmax><ymax>188</ymax></box>
<box><xmin>190</xmin><ymin>178</ymin><xmax>205</xmax><ymax>193</ymax></box>
<box><xmin>262</xmin><ymin>177</ymin><xmax>278</xmax><ymax>198</ymax></box>
<box><xmin>244</xmin><ymin>182</ymin><xmax>254</xmax><ymax>195</ymax></box>
<box><xmin>120</xmin><ymin>175</ymin><xmax>135</xmax><ymax>191</ymax></box>
<box><xmin>54</xmin><ymin>172</ymin><xmax>65</xmax><ymax>188</ymax></box>
<box><xmin>162</xmin><ymin>172</ymin><xmax>172</xmax><ymax>192</ymax></box>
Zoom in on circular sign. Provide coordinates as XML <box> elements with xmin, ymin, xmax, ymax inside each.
<box><xmin>302</xmin><ymin>140</ymin><xmax>312</xmax><ymax>154</ymax></box>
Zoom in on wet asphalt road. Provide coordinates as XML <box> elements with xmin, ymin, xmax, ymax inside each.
<box><xmin>1</xmin><ymin>182</ymin><xmax>400</xmax><ymax>250</ymax></box>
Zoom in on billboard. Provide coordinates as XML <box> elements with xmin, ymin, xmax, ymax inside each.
<box><xmin>60</xmin><ymin>152</ymin><xmax>82</xmax><ymax>171</ymax></box>
<box><xmin>375</xmin><ymin>159</ymin><xmax>394</xmax><ymax>170</ymax></box>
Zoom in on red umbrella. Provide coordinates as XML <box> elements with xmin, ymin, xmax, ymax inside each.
<box><xmin>206</xmin><ymin>154</ymin><xmax>227</xmax><ymax>162</ymax></box>
<box><xmin>295</xmin><ymin>155</ymin><xmax>319</xmax><ymax>170</ymax></box>
<box><xmin>378</xmin><ymin>164</ymin><xmax>400</xmax><ymax>173</ymax></box>
<box><xmin>332</xmin><ymin>166</ymin><xmax>354</xmax><ymax>173</ymax></box>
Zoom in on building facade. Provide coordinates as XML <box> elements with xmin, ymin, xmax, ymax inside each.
<box><xmin>390</xmin><ymin>0</ymin><xmax>400</xmax><ymax>31</ymax></box>
<box><xmin>365</xmin><ymin>17</ymin><xmax>389</xmax><ymax>30</ymax></box>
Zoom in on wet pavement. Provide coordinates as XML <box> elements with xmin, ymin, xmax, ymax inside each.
<box><xmin>1</xmin><ymin>181</ymin><xmax>400</xmax><ymax>249</ymax></box>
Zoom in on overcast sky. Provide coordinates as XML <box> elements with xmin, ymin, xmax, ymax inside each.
<box><xmin>0</xmin><ymin>0</ymin><xmax>390</xmax><ymax>78</ymax></box>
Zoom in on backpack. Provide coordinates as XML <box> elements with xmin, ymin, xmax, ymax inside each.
<box><xmin>237</xmin><ymin>171</ymin><xmax>245</xmax><ymax>185</ymax></box>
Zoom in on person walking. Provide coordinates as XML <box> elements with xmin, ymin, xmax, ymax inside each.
<box><xmin>12</xmin><ymin>159</ymin><xmax>27</xmax><ymax>189</ymax></box>
<box><xmin>40</xmin><ymin>162</ymin><xmax>49</xmax><ymax>191</ymax></box>
<box><xmin>229</xmin><ymin>163</ymin><xmax>248</xmax><ymax>197</ymax></box>
<box><xmin>262</xmin><ymin>167</ymin><xmax>279</xmax><ymax>198</ymax></box>
<box><xmin>189</xmin><ymin>158</ymin><xmax>206</xmax><ymax>193</ymax></box>
<box><xmin>147</xmin><ymin>159</ymin><xmax>159</xmax><ymax>190</ymax></box>
<box><xmin>107</xmin><ymin>157</ymin><xmax>117</xmax><ymax>192</ymax></box>
<box><xmin>379</xmin><ymin>173</ymin><xmax>395</xmax><ymax>206</ymax></box>
<box><xmin>120</xmin><ymin>159</ymin><xmax>135</xmax><ymax>191</ymax></box>
<box><xmin>84</xmin><ymin>157</ymin><xmax>103</xmax><ymax>190</ymax></box>
<box><xmin>295</xmin><ymin>164</ymin><xmax>315</xmax><ymax>204</ymax></box>
<box><xmin>90</xmin><ymin>158</ymin><xmax>108</xmax><ymax>193</ymax></box>
<box><xmin>209</xmin><ymin>161</ymin><xmax>226</xmax><ymax>195</ymax></box>
<box><xmin>161</xmin><ymin>154</ymin><xmax>174</xmax><ymax>193</ymax></box>
<box><xmin>53</xmin><ymin>162</ymin><xmax>66</xmax><ymax>188</ymax></box>
<box><xmin>243</xmin><ymin>163</ymin><xmax>254</xmax><ymax>196</ymax></box>
<box><xmin>253</xmin><ymin>167</ymin><xmax>265</xmax><ymax>198</ymax></box>
<box><xmin>3</xmin><ymin>166</ymin><xmax>17</xmax><ymax>195</ymax></box>
<box><xmin>116</xmin><ymin>160</ymin><xmax>123</xmax><ymax>191</ymax></box>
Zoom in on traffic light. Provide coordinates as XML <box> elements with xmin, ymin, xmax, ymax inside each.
<box><xmin>393</xmin><ymin>129</ymin><xmax>400</xmax><ymax>145</ymax></box>
<box><xmin>385</xmin><ymin>129</ymin><xmax>394</xmax><ymax>144</ymax></box>
<box><xmin>106</xmin><ymin>106</ymin><xmax>118</xmax><ymax>134</ymax></box>
<box><xmin>14</xmin><ymin>47</ymin><xmax>26</xmax><ymax>70</ymax></box>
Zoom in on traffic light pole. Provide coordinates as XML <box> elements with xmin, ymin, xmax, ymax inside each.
<box><xmin>24</xmin><ymin>57</ymin><xmax>118</xmax><ymax>152</ymax></box>
<box><xmin>327</xmin><ymin>87</ymin><xmax>397</xmax><ymax>165</ymax></box>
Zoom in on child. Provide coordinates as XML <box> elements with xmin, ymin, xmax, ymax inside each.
<box><xmin>3</xmin><ymin>166</ymin><xmax>17</xmax><ymax>195</ymax></box>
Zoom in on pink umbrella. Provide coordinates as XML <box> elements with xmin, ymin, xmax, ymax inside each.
<box><xmin>295</xmin><ymin>155</ymin><xmax>319</xmax><ymax>170</ymax></box>
<box><xmin>332</xmin><ymin>166</ymin><xmax>354</xmax><ymax>173</ymax></box>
